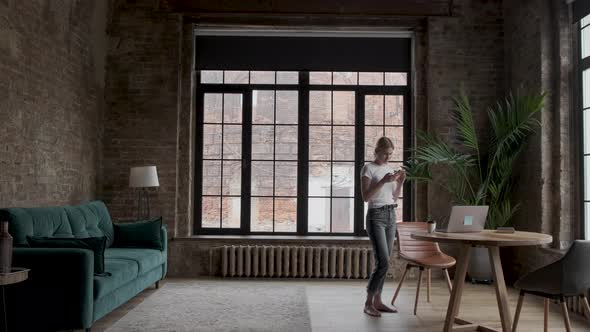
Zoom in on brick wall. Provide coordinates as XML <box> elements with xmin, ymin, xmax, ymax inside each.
<box><xmin>103</xmin><ymin>0</ymin><xmax>180</xmax><ymax>227</ymax></box>
<box><xmin>503</xmin><ymin>0</ymin><xmax>550</xmax><ymax>238</ymax></box>
<box><xmin>0</xmin><ymin>1</ymin><xmax>106</xmax><ymax>207</ymax></box>
<box><xmin>425</xmin><ymin>0</ymin><xmax>505</xmax><ymax>219</ymax></box>
<box><xmin>503</xmin><ymin>0</ymin><xmax>576</xmax><ymax>280</ymax></box>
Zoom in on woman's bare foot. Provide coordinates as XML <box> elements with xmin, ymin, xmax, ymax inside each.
<box><xmin>374</xmin><ymin>301</ymin><xmax>397</xmax><ymax>313</ymax></box>
<box><xmin>363</xmin><ymin>304</ymin><xmax>382</xmax><ymax>317</ymax></box>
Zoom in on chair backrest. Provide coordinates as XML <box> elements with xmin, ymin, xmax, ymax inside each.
<box><xmin>560</xmin><ymin>240</ymin><xmax>590</xmax><ymax>295</ymax></box>
<box><xmin>396</xmin><ymin>221</ymin><xmax>441</xmax><ymax>256</ymax></box>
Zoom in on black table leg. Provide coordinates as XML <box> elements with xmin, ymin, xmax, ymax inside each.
<box><xmin>1</xmin><ymin>286</ymin><xmax>6</xmax><ymax>332</ymax></box>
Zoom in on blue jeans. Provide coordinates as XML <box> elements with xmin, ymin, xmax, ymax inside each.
<box><xmin>366</xmin><ymin>205</ymin><xmax>396</xmax><ymax>294</ymax></box>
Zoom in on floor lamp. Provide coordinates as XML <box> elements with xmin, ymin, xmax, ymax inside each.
<box><xmin>129</xmin><ymin>166</ymin><xmax>159</xmax><ymax>220</ymax></box>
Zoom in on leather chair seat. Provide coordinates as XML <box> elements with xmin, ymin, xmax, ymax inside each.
<box><xmin>400</xmin><ymin>251</ymin><xmax>456</xmax><ymax>268</ymax></box>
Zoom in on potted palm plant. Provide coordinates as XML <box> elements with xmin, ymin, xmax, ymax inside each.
<box><xmin>406</xmin><ymin>89</ymin><xmax>545</xmax><ymax>282</ymax></box>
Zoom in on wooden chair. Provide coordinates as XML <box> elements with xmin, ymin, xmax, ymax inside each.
<box><xmin>391</xmin><ymin>221</ymin><xmax>456</xmax><ymax>315</ymax></box>
<box><xmin>512</xmin><ymin>240</ymin><xmax>590</xmax><ymax>332</ymax></box>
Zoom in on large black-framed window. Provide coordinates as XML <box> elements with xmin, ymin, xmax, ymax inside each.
<box><xmin>194</xmin><ymin>70</ymin><xmax>411</xmax><ymax>236</ymax></box>
<box><xmin>579</xmin><ymin>15</ymin><xmax>590</xmax><ymax>240</ymax></box>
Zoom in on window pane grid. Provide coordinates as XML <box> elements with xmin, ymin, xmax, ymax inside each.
<box><xmin>309</xmin><ymin>123</ymin><xmax>362</xmax><ymax>127</ymax></box>
<box><xmin>250</xmin><ymin>88</ymin><xmax>298</xmax><ymax>233</ymax></box>
<box><xmin>307</xmin><ymin>71</ymin><xmax>407</xmax><ymax>86</ymax></box>
<box><xmin>359</xmin><ymin>72</ymin><xmax>384</xmax><ymax>85</ymax></box>
<box><xmin>366</xmin><ymin>123</ymin><xmax>408</xmax><ymax>128</ymax></box>
<box><xmin>272</xmin><ymin>89</ymin><xmax>276</xmax><ymax>231</ymax></box>
<box><xmin>583</xmin><ymin>18</ymin><xmax>590</xmax><ymax>239</ymax></box>
<box><xmin>202</xmin><ymin>70</ymin><xmax>300</xmax><ymax>85</ymax></box>
<box><xmin>364</xmin><ymin>94</ymin><xmax>404</xmax><ymax>161</ymax></box>
<box><xmin>308</xmin><ymin>159</ymin><xmax>366</xmax><ymax>162</ymax></box>
<box><xmin>218</xmin><ymin>94</ymin><xmax>226</xmax><ymax>227</ymax></box>
<box><xmin>330</xmin><ymin>91</ymin><xmax>334</xmax><ymax>232</ymax></box>
<box><xmin>308</xmin><ymin>89</ymin><xmax>356</xmax><ymax>233</ymax></box>
<box><xmin>586</xmin><ymin>203</ymin><xmax>590</xmax><ymax>241</ymax></box>
<box><xmin>333</xmin><ymin>72</ymin><xmax>358</xmax><ymax>85</ymax></box>
<box><xmin>585</xmin><ymin>156</ymin><xmax>590</xmax><ymax>201</ymax></box>
<box><xmin>198</xmin><ymin>70</ymin><xmax>408</xmax><ymax>236</ymax></box>
<box><xmin>202</xmin><ymin>70</ymin><xmax>406</xmax><ymax>87</ymax></box>
<box><xmin>201</xmin><ymin>92</ymin><xmax>243</xmax><ymax>229</ymax></box>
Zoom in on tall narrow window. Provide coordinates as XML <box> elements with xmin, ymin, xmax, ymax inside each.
<box><xmin>363</xmin><ymin>93</ymin><xmax>405</xmax><ymax>223</ymax></box>
<box><xmin>201</xmin><ymin>93</ymin><xmax>243</xmax><ymax>230</ymax></box>
<box><xmin>581</xmin><ymin>15</ymin><xmax>590</xmax><ymax>239</ymax></box>
<box><xmin>308</xmin><ymin>89</ymin><xmax>356</xmax><ymax>233</ymax></box>
<box><xmin>251</xmin><ymin>87</ymin><xmax>299</xmax><ymax>232</ymax></box>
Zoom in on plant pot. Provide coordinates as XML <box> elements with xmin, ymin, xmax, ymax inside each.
<box><xmin>467</xmin><ymin>246</ymin><xmax>493</xmax><ymax>283</ymax></box>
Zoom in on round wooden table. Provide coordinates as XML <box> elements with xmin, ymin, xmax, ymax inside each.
<box><xmin>411</xmin><ymin>230</ymin><xmax>552</xmax><ymax>332</ymax></box>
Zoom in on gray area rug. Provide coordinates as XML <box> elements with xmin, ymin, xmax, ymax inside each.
<box><xmin>106</xmin><ymin>281</ymin><xmax>311</xmax><ymax>332</ymax></box>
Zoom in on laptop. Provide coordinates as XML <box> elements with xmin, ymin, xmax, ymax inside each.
<box><xmin>437</xmin><ymin>205</ymin><xmax>489</xmax><ymax>233</ymax></box>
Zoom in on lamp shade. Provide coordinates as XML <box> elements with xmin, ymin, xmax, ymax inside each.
<box><xmin>129</xmin><ymin>166</ymin><xmax>160</xmax><ymax>188</ymax></box>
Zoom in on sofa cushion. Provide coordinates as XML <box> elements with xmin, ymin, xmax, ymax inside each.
<box><xmin>1</xmin><ymin>201</ymin><xmax>115</xmax><ymax>247</ymax></box>
<box><xmin>27</xmin><ymin>236</ymin><xmax>108</xmax><ymax>275</ymax></box>
<box><xmin>105</xmin><ymin>248</ymin><xmax>164</xmax><ymax>275</ymax></box>
<box><xmin>112</xmin><ymin>217</ymin><xmax>163</xmax><ymax>250</ymax></box>
<box><xmin>64</xmin><ymin>202</ymin><xmax>115</xmax><ymax>247</ymax></box>
<box><xmin>94</xmin><ymin>258</ymin><xmax>139</xmax><ymax>299</ymax></box>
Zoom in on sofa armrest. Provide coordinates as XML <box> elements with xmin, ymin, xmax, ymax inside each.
<box><xmin>8</xmin><ymin>248</ymin><xmax>94</xmax><ymax>330</ymax></box>
<box><xmin>160</xmin><ymin>225</ymin><xmax>168</xmax><ymax>278</ymax></box>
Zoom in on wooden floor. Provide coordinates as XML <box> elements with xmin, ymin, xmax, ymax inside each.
<box><xmin>92</xmin><ymin>278</ymin><xmax>590</xmax><ymax>332</ymax></box>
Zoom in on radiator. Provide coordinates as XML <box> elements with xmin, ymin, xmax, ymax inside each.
<box><xmin>216</xmin><ymin>245</ymin><xmax>374</xmax><ymax>278</ymax></box>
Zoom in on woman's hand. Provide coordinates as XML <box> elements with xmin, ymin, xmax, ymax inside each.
<box><xmin>380</xmin><ymin>173</ymin><xmax>396</xmax><ymax>184</ymax></box>
<box><xmin>391</xmin><ymin>169</ymin><xmax>406</xmax><ymax>201</ymax></box>
<box><xmin>393</xmin><ymin>169</ymin><xmax>406</xmax><ymax>183</ymax></box>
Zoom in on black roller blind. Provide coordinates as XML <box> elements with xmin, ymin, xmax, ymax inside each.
<box><xmin>574</xmin><ymin>0</ymin><xmax>590</xmax><ymax>23</ymax></box>
<box><xmin>195</xmin><ymin>36</ymin><xmax>411</xmax><ymax>72</ymax></box>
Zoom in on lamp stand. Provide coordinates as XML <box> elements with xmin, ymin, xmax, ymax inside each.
<box><xmin>136</xmin><ymin>188</ymin><xmax>150</xmax><ymax>220</ymax></box>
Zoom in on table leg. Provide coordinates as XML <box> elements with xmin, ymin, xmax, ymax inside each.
<box><xmin>427</xmin><ymin>268</ymin><xmax>431</xmax><ymax>303</ymax></box>
<box><xmin>488</xmin><ymin>246</ymin><xmax>512</xmax><ymax>332</ymax></box>
<box><xmin>1</xmin><ymin>286</ymin><xmax>6</xmax><ymax>332</ymax></box>
<box><xmin>443</xmin><ymin>244</ymin><xmax>472</xmax><ymax>332</ymax></box>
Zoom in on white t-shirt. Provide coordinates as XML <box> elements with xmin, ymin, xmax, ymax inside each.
<box><xmin>361</xmin><ymin>162</ymin><xmax>399</xmax><ymax>209</ymax></box>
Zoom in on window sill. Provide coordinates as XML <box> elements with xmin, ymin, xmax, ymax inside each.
<box><xmin>172</xmin><ymin>235</ymin><xmax>370</xmax><ymax>243</ymax></box>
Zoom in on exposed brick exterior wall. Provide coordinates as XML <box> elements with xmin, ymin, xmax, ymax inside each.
<box><xmin>425</xmin><ymin>0</ymin><xmax>505</xmax><ymax>219</ymax></box>
<box><xmin>103</xmin><ymin>0</ymin><xmax>180</xmax><ymax>227</ymax></box>
<box><xmin>0</xmin><ymin>1</ymin><xmax>106</xmax><ymax>208</ymax></box>
<box><xmin>503</xmin><ymin>0</ymin><xmax>577</xmax><ymax>280</ymax></box>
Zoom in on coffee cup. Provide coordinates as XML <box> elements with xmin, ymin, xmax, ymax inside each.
<box><xmin>427</xmin><ymin>221</ymin><xmax>436</xmax><ymax>233</ymax></box>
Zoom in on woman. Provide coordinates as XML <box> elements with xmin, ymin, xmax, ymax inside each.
<box><xmin>361</xmin><ymin>136</ymin><xmax>405</xmax><ymax>317</ymax></box>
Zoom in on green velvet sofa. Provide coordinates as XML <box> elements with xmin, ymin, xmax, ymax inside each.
<box><xmin>0</xmin><ymin>201</ymin><xmax>167</xmax><ymax>332</ymax></box>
